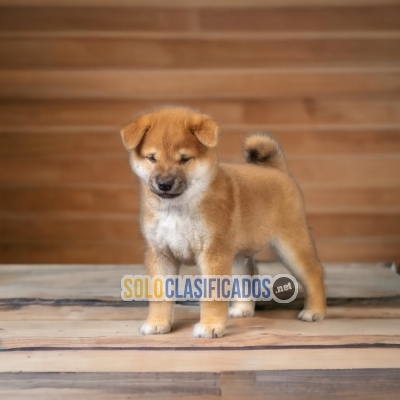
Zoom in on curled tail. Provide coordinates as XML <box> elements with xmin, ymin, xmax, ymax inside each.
<box><xmin>243</xmin><ymin>133</ymin><xmax>289</xmax><ymax>174</ymax></box>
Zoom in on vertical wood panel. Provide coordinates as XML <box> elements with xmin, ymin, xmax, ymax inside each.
<box><xmin>0</xmin><ymin>1</ymin><xmax>399</xmax><ymax>264</ymax></box>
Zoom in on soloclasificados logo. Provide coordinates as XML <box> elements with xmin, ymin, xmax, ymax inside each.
<box><xmin>121</xmin><ymin>274</ymin><xmax>298</xmax><ymax>303</ymax></box>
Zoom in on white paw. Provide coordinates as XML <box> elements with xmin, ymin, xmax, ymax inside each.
<box><xmin>193</xmin><ymin>323</ymin><xmax>225</xmax><ymax>338</ymax></box>
<box><xmin>229</xmin><ymin>303</ymin><xmax>255</xmax><ymax>318</ymax></box>
<box><xmin>298</xmin><ymin>309</ymin><xmax>325</xmax><ymax>322</ymax></box>
<box><xmin>139</xmin><ymin>321</ymin><xmax>172</xmax><ymax>335</ymax></box>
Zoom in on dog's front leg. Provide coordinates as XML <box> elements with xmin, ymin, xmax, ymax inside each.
<box><xmin>229</xmin><ymin>255</ymin><xmax>256</xmax><ymax>318</ymax></box>
<box><xmin>193</xmin><ymin>250</ymin><xmax>234</xmax><ymax>338</ymax></box>
<box><xmin>140</xmin><ymin>248</ymin><xmax>179</xmax><ymax>335</ymax></box>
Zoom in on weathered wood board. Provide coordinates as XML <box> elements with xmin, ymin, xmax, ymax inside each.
<box><xmin>0</xmin><ymin>262</ymin><xmax>399</xmax><ymax>399</ymax></box>
<box><xmin>1</xmin><ymin>263</ymin><xmax>399</xmax><ymax>300</ymax></box>
<box><xmin>0</xmin><ymin>263</ymin><xmax>399</xmax><ymax>352</ymax></box>
<box><xmin>0</xmin><ymin>370</ymin><xmax>399</xmax><ymax>400</ymax></box>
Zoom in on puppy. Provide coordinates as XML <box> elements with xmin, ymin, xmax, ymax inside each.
<box><xmin>121</xmin><ymin>107</ymin><xmax>325</xmax><ymax>338</ymax></box>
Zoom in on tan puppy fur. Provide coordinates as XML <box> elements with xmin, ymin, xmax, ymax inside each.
<box><xmin>121</xmin><ymin>107</ymin><xmax>326</xmax><ymax>338</ymax></box>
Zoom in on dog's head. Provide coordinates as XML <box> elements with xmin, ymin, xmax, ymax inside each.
<box><xmin>121</xmin><ymin>108</ymin><xmax>219</xmax><ymax>200</ymax></box>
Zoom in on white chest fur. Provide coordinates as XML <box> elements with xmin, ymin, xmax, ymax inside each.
<box><xmin>145</xmin><ymin>206</ymin><xmax>207</xmax><ymax>263</ymax></box>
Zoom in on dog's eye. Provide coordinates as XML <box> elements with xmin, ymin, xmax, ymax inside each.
<box><xmin>146</xmin><ymin>155</ymin><xmax>156</xmax><ymax>163</ymax></box>
<box><xmin>180</xmin><ymin>155</ymin><xmax>192</xmax><ymax>164</ymax></box>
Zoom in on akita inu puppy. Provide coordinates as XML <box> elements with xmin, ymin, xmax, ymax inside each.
<box><xmin>121</xmin><ymin>107</ymin><xmax>325</xmax><ymax>338</ymax></box>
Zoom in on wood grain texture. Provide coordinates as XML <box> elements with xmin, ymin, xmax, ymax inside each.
<box><xmin>0</xmin><ymin>186</ymin><xmax>141</xmax><ymax>214</ymax></box>
<box><xmin>2</xmin><ymin>128</ymin><xmax>400</xmax><ymax>157</ymax></box>
<box><xmin>0</xmin><ymin>371</ymin><xmax>400</xmax><ymax>400</ymax></box>
<box><xmin>1</xmin><ymin>349</ymin><xmax>399</xmax><ymax>372</ymax></box>
<box><xmin>2</xmin><ymin>238</ymin><xmax>399</xmax><ymax>263</ymax></box>
<box><xmin>0</xmin><ymin>370</ymin><xmax>399</xmax><ymax>400</ymax></box>
<box><xmin>1</xmin><ymin>6</ymin><xmax>399</xmax><ymax>32</ymax></box>
<box><xmin>1</xmin><ymin>187</ymin><xmax>399</xmax><ymax>215</ymax></box>
<box><xmin>1</xmin><ymin>214</ymin><xmax>399</xmax><ymax>242</ymax></box>
<box><xmin>2</xmin><ymin>99</ymin><xmax>400</xmax><ymax>127</ymax></box>
<box><xmin>1</xmin><ymin>37</ymin><xmax>400</xmax><ymax>69</ymax></box>
<box><xmin>302</xmin><ymin>238</ymin><xmax>400</xmax><ymax>263</ymax></box>
<box><xmin>1</xmin><ymin>2</ymin><xmax>399</xmax><ymax>264</ymax></box>
<box><xmin>2</xmin><ymin>305</ymin><xmax>400</xmax><ymax>321</ymax></box>
<box><xmin>0</xmin><ymin>217</ymin><xmax>142</xmax><ymax>242</ymax></box>
<box><xmin>2</xmin><ymin>69</ymin><xmax>400</xmax><ymax>99</ymax></box>
<box><xmin>0</xmin><ymin>263</ymin><xmax>399</xmax><ymax>386</ymax></box>
<box><xmin>302</xmin><ymin>187</ymin><xmax>400</xmax><ymax>213</ymax></box>
<box><xmin>0</xmin><ymin>242</ymin><xmax>146</xmax><ymax>264</ymax></box>
<box><xmin>2</xmin><ymin>318</ymin><xmax>400</xmax><ymax>349</ymax></box>
<box><xmin>1</xmin><ymin>154</ymin><xmax>399</xmax><ymax>188</ymax></box>
<box><xmin>0</xmin><ymin>372</ymin><xmax>221</xmax><ymax>399</ymax></box>
<box><xmin>199</xmin><ymin>6</ymin><xmax>400</xmax><ymax>32</ymax></box>
<box><xmin>1</xmin><ymin>263</ymin><xmax>399</xmax><ymax>300</ymax></box>
<box><xmin>1</xmin><ymin>0</ymin><xmax>400</xmax><ymax>8</ymax></box>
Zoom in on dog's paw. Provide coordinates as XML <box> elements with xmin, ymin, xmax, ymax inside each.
<box><xmin>139</xmin><ymin>321</ymin><xmax>172</xmax><ymax>335</ymax></box>
<box><xmin>229</xmin><ymin>302</ymin><xmax>255</xmax><ymax>318</ymax></box>
<box><xmin>193</xmin><ymin>323</ymin><xmax>225</xmax><ymax>338</ymax></box>
<box><xmin>298</xmin><ymin>309</ymin><xmax>325</xmax><ymax>322</ymax></box>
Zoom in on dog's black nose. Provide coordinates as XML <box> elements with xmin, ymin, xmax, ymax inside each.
<box><xmin>157</xmin><ymin>177</ymin><xmax>175</xmax><ymax>192</ymax></box>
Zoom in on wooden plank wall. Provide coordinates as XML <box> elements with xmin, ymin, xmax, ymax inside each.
<box><xmin>0</xmin><ymin>0</ymin><xmax>399</xmax><ymax>264</ymax></box>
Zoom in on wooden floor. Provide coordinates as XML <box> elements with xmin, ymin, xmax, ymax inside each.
<box><xmin>0</xmin><ymin>263</ymin><xmax>400</xmax><ymax>398</ymax></box>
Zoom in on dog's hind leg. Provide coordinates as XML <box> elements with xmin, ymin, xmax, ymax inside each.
<box><xmin>272</xmin><ymin>228</ymin><xmax>326</xmax><ymax>322</ymax></box>
<box><xmin>229</xmin><ymin>255</ymin><xmax>256</xmax><ymax>318</ymax></box>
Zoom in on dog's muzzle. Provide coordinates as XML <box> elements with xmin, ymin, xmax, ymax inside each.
<box><xmin>150</xmin><ymin>175</ymin><xmax>186</xmax><ymax>199</ymax></box>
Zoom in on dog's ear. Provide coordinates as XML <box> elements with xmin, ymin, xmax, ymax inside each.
<box><xmin>121</xmin><ymin>115</ymin><xmax>150</xmax><ymax>150</ymax></box>
<box><xmin>189</xmin><ymin>115</ymin><xmax>220</xmax><ymax>148</ymax></box>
